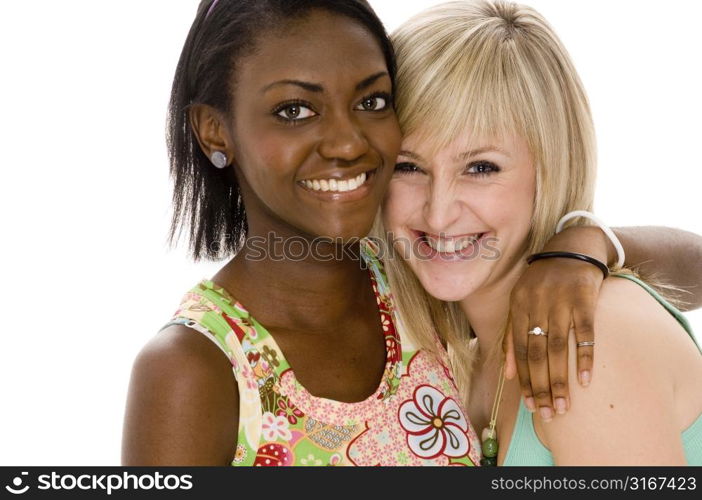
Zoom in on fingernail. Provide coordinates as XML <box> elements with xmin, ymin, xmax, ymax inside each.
<box><xmin>525</xmin><ymin>397</ymin><xmax>536</xmax><ymax>412</ymax></box>
<box><xmin>580</xmin><ymin>370</ymin><xmax>591</xmax><ymax>387</ymax></box>
<box><xmin>539</xmin><ymin>406</ymin><xmax>553</xmax><ymax>422</ymax></box>
<box><xmin>555</xmin><ymin>398</ymin><xmax>567</xmax><ymax>415</ymax></box>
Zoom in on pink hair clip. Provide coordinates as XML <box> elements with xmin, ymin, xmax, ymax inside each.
<box><xmin>206</xmin><ymin>0</ymin><xmax>220</xmax><ymax>19</ymax></box>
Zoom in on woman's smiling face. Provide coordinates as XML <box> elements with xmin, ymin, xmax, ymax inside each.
<box><xmin>226</xmin><ymin>9</ymin><xmax>401</xmax><ymax>242</ymax></box>
<box><xmin>382</xmin><ymin>130</ymin><xmax>536</xmax><ymax>302</ymax></box>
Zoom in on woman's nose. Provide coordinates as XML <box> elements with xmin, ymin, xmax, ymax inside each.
<box><xmin>423</xmin><ymin>180</ymin><xmax>462</xmax><ymax>234</ymax></box>
<box><xmin>317</xmin><ymin>111</ymin><xmax>369</xmax><ymax>162</ymax></box>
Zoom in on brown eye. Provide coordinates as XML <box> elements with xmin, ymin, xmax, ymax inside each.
<box><xmin>275</xmin><ymin>103</ymin><xmax>316</xmax><ymax>121</ymax></box>
<box><xmin>355</xmin><ymin>94</ymin><xmax>389</xmax><ymax>111</ymax></box>
<box><xmin>283</xmin><ymin>105</ymin><xmax>300</xmax><ymax>119</ymax></box>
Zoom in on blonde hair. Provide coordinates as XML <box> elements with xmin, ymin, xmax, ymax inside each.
<box><xmin>373</xmin><ymin>214</ymin><xmax>476</xmax><ymax>402</ymax></box>
<box><xmin>376</xmin><ymin>0</ymin><xmax>599</xmax><ymax>404</ymax></box>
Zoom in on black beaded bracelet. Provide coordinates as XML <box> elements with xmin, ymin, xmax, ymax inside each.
<box><xmin>526</xmin><ymin>251</ymin><xmax>609</xmax><ymax>279</ymax></box>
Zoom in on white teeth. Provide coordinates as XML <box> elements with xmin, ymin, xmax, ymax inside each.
<box><xmin>301</xmin><ymin>172</ymin><xmax>369</xmax><ymax>193</ymax></box>
<box><xmin>425</xmin><ymin>234</ymin><xmax>480</xmax><ymax>253</ymax></box>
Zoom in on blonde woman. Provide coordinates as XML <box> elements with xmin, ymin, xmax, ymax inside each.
<box><xmin>380</xmin><ymin>0</ymin><xmax>702</xmax><ymax>465</ymax></box>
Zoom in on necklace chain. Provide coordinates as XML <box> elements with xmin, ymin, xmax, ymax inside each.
<box><xmin>480</xmin><ymin>363</ymin><xmax>506</xmax><ymax>466</ymax></box>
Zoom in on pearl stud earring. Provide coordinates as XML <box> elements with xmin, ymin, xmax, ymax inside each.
<box><xmin>211</xmin><ymin>151</ymin><xmax>228</xmax><ymax>169</ymax></box>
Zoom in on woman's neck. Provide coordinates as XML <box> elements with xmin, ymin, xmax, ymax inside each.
<box><xmin>459</xmin><ymin>260</ymin><xmax>528</xmax><ymax>366</ymax></box>
<box><xmin>460</xmin><ymin>260</ymin><xmax>528</xmax><ymax>433</ymax></box>
<box><xmin>214</xmin><ymin>224</ymin><xmax>371</xmax><ymax>334</ymax></box>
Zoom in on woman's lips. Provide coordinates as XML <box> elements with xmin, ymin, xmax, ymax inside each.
<box><xmin>413</xmin><ymin>230</ymin><xmax>488</xmax><ymax>261</ymax></box>
<box><xmin>297</xmin><ymin>169</ymin><xmax>377</xmax><ymax>202</ymax></box>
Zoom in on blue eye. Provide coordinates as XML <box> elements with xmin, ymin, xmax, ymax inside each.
<box><xmin>274</xmin><ymin>102</ymin><xmax>317</xmax><ymax>122</ymax></box>
<box><xmin>466</xmin><ymin>161</ymin><xmax>500</xmax><ymax>176</ymax></box>
<box><xmin>394</xmin><ymin>162</ymin><xmax>423</xmax><ymax>174</ymax></box>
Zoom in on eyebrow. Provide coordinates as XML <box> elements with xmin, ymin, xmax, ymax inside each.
<box><xmin>262</xmin><ymin>71</ymin><xmax>389</xmax><ymax>94</ymax></box>
<box><xmin>398</xmin><ymin>150</ymin><xmax>424</xmax><ymax>161</ymax></box>
<box><xmin>399</xmin><ymin>146</ymin><xmax>511</xmax><ymax>162</ymax></box>
<box><xmin>262</xmin><ymin>80</ymin><xmax>323</xmax><ymax>93</ymax></box>
<box><xmin>355</xmin><ymin>72</ymin><xmax>388</xmax><ymax>91</ymax></box>
<box><xmin>457</xmin><ymin>146</ymin><xmax>511</xmax><ymax>159</ymax></box>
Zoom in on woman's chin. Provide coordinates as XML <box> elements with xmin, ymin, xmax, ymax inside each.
<box><xmin>430</xmin><ymin>289</ymin><xmax>472</xmax><ymax>302</ymax></box>
<box><xmin>300</xmin><ymin>220</ymin><xmax>375</xmax><ymax>243</ymax></box>
<box><xmin>416</xmin><ymin>272</ymin><xmax>481</xmax><ymax>303</ymax></box>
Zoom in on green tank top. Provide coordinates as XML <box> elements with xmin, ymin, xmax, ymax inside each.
<box><xmin>503</xmin><ymin>273</ymin><xmax>702</xmax><ymax>466</ymax></box>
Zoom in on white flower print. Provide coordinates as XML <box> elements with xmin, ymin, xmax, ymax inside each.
<box><xmin>233</xmin><ymin>444</ymin><xmax>248</xmax><ymax>464</ymax></box>
<box><xmin>261</xmin><ymin>412</ymin><xmax>292</xmax><ymax>442</ymax></box>
<box><xmin>399</xmin><ymin>385</ymin><xmax>470</xmax><ymax>459</ymax></box>
<box><xmin>381</xmin><ymin>314</ymin><xmax>391</xmax><ymax>332</ymax></box>
<box><xmin>300</xmin><ymin>453</ymin><xmax>322</xmax><ymax>466</ymax></box>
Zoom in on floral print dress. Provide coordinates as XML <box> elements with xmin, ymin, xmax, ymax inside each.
<box><xmin>159</xmin><ymin>238</ymin><xmax>481</xmax><ymax>466</ymax></box>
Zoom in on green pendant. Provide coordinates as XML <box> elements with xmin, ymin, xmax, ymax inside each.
<box><xmin>480</xmin><ymin>456</ymin><xmax>498</xmax><ymax>466</ymax></box>
<box><xmin>482</xmin><ymin>437</ymin><xmax>498</xmax><ymax>458</ymax></box>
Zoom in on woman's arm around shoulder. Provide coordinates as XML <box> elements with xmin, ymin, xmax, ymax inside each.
<box><xmin>121</xmin><ymin>324</ymin><xmax>239</xmax><ymax>465</ymax></box>
<box><xmin>613</xmin><ymin>226</ymin><xmax>702</xmax><ymax>311</ymax></box>
<box><xmin>538</xmin><ymin>276</ymin><xmax>694</xmax><ymax>465</ymax></box>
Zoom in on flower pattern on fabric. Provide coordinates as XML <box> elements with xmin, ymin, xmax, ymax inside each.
<box><xmin>261</xmin><ymin>345</ymin><xmax>280</xmax><ymax>368</ymax></box>
<box><xmin>399</xmin><ymin>385</ymin><xmax>470</xmax><ymax>459</ymax></box>
<box><xmin>276</xmin><ymin>399</ymin><xmax>304</xmax><ymax>425</ymax></box>
<box><xmin>233</xmin><ymin>444</ymin><xmax>247</xmax><ymax>464</ymax></box>
<box><xmin>300</xmin><ymin>453</ymin><xmax>323</xmax><ymax>466</ymax></box>
<box><xmin>261</xmin><ymin>412</ymin><xmax>292</xmax><ymax>442</ymax></box>
<box><xmin>160</xmin><ymin>238</ymin><xmax>480</xmax><ymax>466</ymax></box>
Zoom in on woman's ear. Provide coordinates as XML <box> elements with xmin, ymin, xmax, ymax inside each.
<box><xmin>188</xmin><ymin>104</ymin><xmax>234</xmax><ymax>166</ymax></box>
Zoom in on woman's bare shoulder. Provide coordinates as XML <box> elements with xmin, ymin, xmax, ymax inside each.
<box><xmin>596</xmin><ymin>275</ymin><xmax>696</xmax><ymax>356</ymax></box>
<box><xmin>578</xmin><ymin>274</ymin><xmax>698</xmax><ymax>397</ymax></box>
<box><xmin>121</xmin><ymin>324</ymin><xmax>239</xmax><ymax>465</ymax></box>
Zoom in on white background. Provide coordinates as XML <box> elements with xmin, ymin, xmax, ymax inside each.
<box><xmin>0</xmin><ymin>1</ymin><xmax>700</xmax><ymax>465</ymax></box>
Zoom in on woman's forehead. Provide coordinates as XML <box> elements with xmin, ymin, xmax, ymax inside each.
<box><xmin>400</xmin><ymin>124</ymin><xmax>527</xmax><ymax>160</ymax></box>
<box><xmin>235</xmin><ymin>11</ymin><xmax>388</xmax><ymax>88</ymax></box>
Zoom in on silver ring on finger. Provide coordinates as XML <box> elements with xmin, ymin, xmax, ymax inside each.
<box><xmin>527</xmin><ymin>326</ymin><xmax>548</xmax><ymax>337</ymax></box>
<box><xmin>576</xmin><ymin>341</ymin><xmax>595</xmax><ymax>347</ymax></box>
